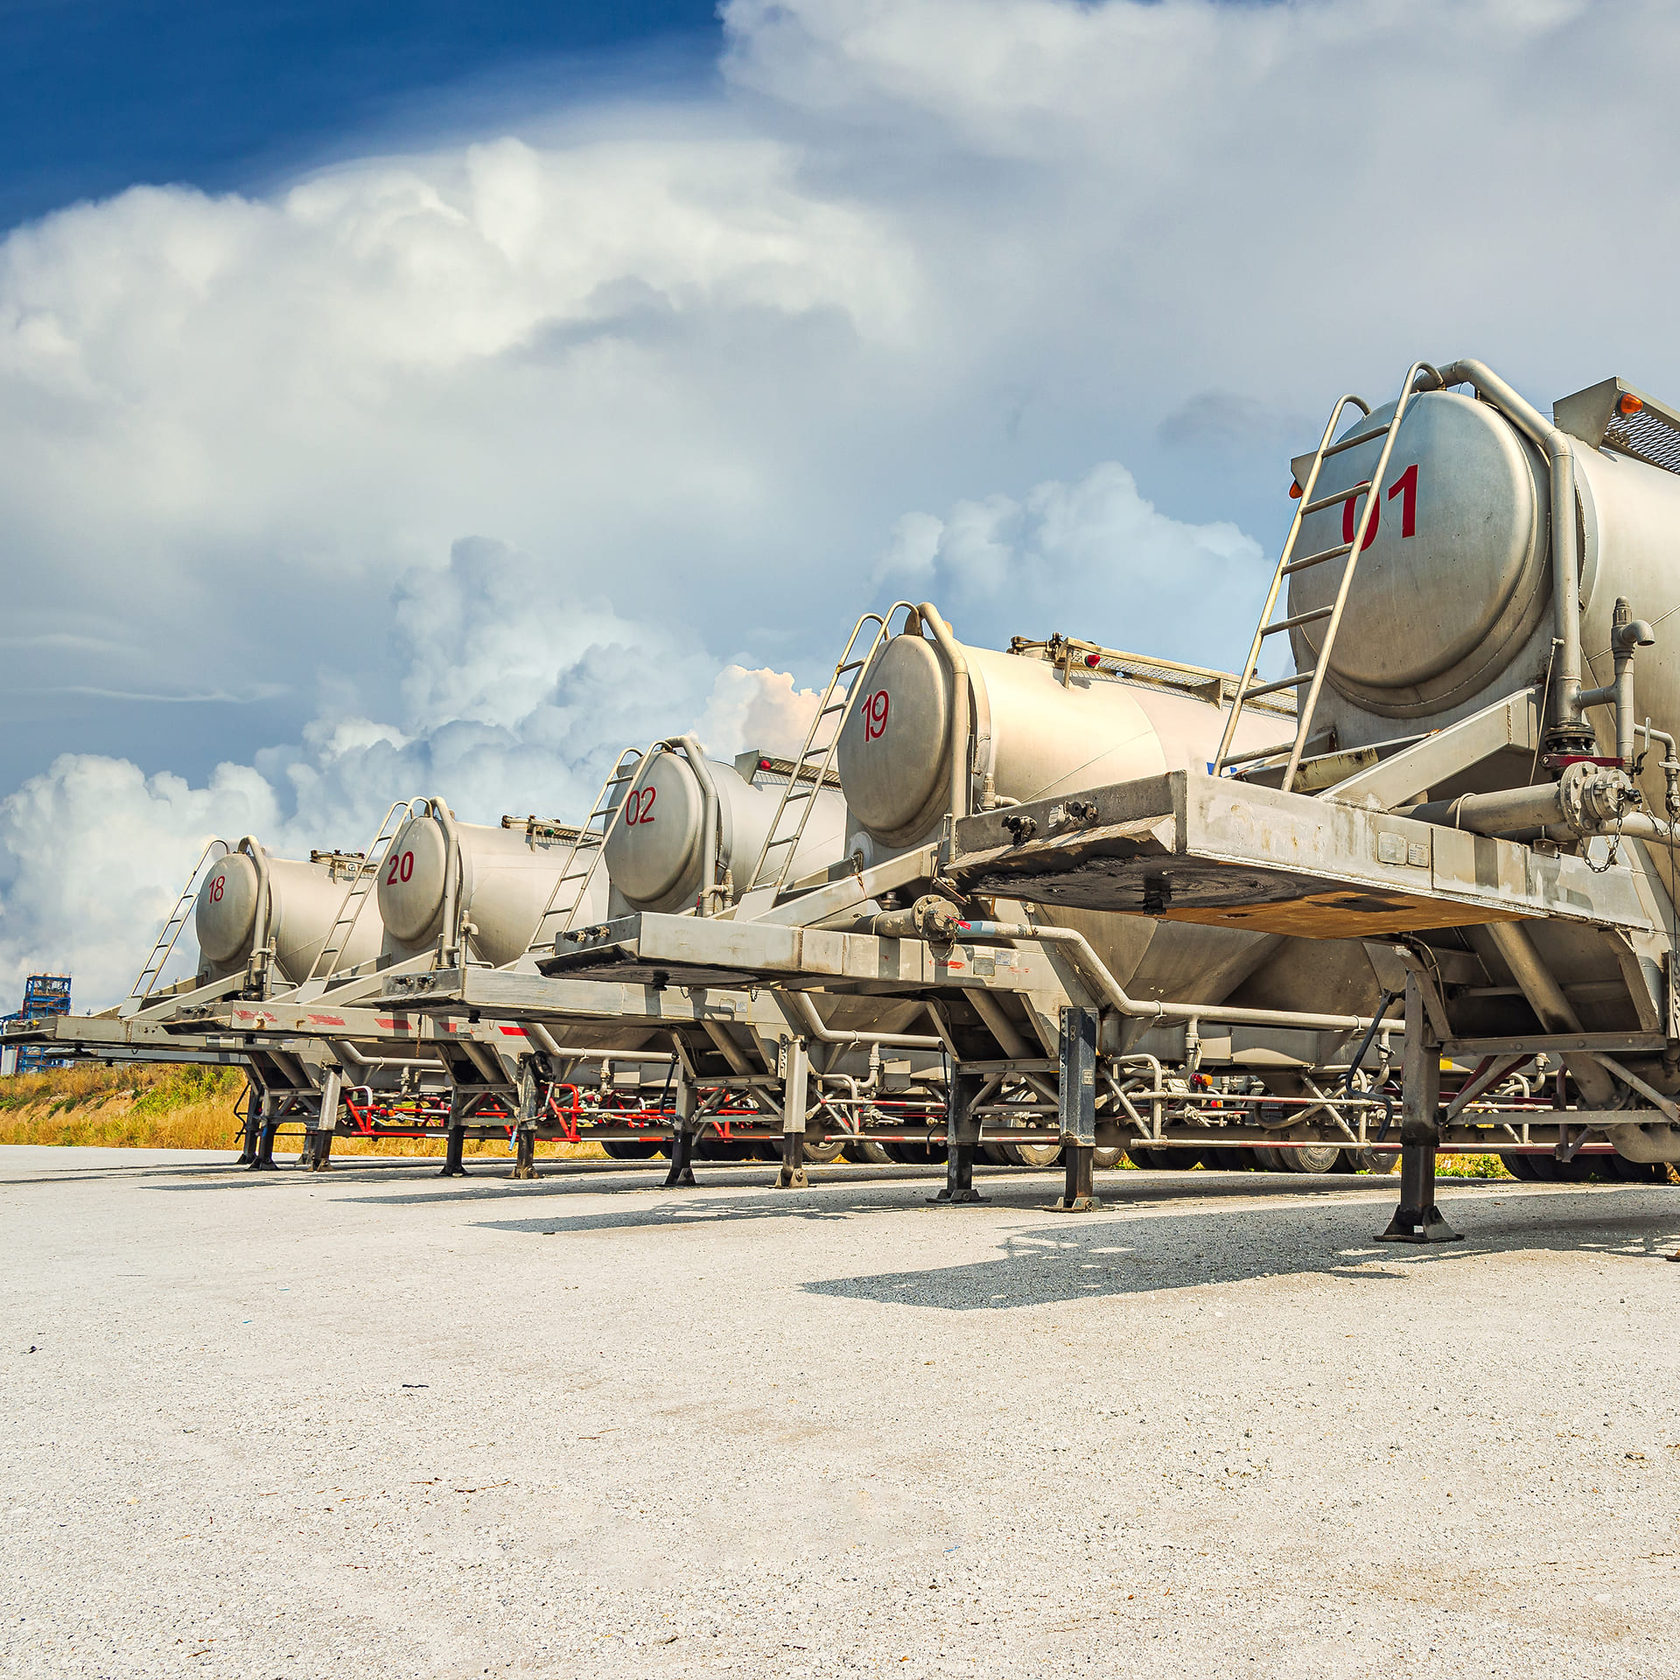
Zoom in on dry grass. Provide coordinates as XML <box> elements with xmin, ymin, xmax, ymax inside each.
<box><xmin>0</xmin><ymin>1063</ymin><xmax>605</xmax><ymax>1160</ymax></box>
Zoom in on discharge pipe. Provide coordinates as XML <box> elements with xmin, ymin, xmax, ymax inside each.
<box><xmin>868</xmin><ymin>897</ymin><xmax>1402</xmax><ymax>1037</ymax></box>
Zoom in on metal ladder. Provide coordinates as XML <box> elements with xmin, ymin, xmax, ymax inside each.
<box><xmin>301</xmin><ymin>800</ymin><xmax>414</xmax><ymax>985</ymax></box>
<box><xmin>522</xmin><ymin>747</ymin><xmax>647</xmax><ymax>954</ymax></box>
<box><xmin>1213</xmin><ymin>361</ymin><xmax>1438</xmax><ymax>793</ymax></box>
<box><xmin>743</xmin><ymin>603</ymin><xmax>918</xmax><ymax>898</ymax></box>
<box><xmin>127</xmin><ymin>838</ymin><xmax>231</xmax><ymax>1002</ymax></box>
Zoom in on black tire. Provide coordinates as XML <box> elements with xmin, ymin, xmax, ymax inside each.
<box><xmin>601</xmin><ymin>1139</ymin><xmax>659</xmax><ymax>1160</ymax></box>
<box><xmin>1354</xmin><ymin>1147</ymin><xmax>1401</xmax><ymax>1175</ymax></box>
<box><xmin>1505</xmin><ymin>1152</ymin><xmax>1540</xmax><ymax>1180</ymax></box>
<box><xmin>843</xmin><ymin>1139</ymin><xmax>896</xmax><ymax>1165</ymax></box>
<box><xmin>1093</xmin><ymin>1146</ymin><xmax>1124</xmax><ymax>1170</ymax></box>
<box><xmin>1608</xmin><ymin>1155</ymin><xmax>1662</xmax><ymax>1183</ymax></box>
<box><xmin>1011</xmin><ymin>1139</ymin><xmax>1063</xmax><ymax>1168</ymax></box>
<box><xmin>1284</xmin><ymin>1141</ymin><xmax>1344</xmax><ymax>1174</ymax></box>
<box><xmin>1201</xmin><ymin>1146</ymin><xmax>1251</xmax><ymax>1172</ymax></box>
<box><xmin>981</xmin><ymin>1140</ymin><xmax>1015</xmax><ymax>1166</ymax></box>
<box><xmin>802</xmin><ymin>1137</ymin><xmax>847</xmax><ymax>1165</ymax></box>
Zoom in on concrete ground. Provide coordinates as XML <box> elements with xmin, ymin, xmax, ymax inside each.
<box><xmin>3</xmin><ymin>1147</ymin><xmax>1680</xmax><ymax>1679</ymax></box>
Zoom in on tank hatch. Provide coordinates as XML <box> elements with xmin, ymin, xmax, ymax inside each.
<box><xmin>947</xmin><ymin>771</ymin><xmax>1657</xmax><ymax>941</ymax></box>
<box><xmin>1554</xmin><ymin>377</ymin><xmax>1680</xmax><ymax>476</ymax></box>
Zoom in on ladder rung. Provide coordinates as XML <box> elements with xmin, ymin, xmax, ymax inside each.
<box><xmin>1260</xmin><ymin>606</ymin><xmax>1334</xmax><ymax>637</ymax></box>
<box><xmin>1282</xmin><ymin>542</ymin><xmax>1353</xmax><ymax>575</ymax></box>
<box><xmin>1219</xmin><ymin>737</ymin><xmax>1301</xmax><ymax>769</ymax></box>
<box><xmin>1242</xmin><ymin>670</ymin><xmax>1315</xmax><ymax>701</ymax></box>
<box><xmin>818</xmin><ymin>701</ymin><xmax>847</xmax><ymax>716</ymax></box>
<box><xmin>1301</xmin><ymin>480</ymin><xmax>1369</xmax><ymax>516</ymax></box>
<box><xmin>1321</xmin><ymin>428</ymin><xmax>1383</xmax><ymax>460</ymax></box>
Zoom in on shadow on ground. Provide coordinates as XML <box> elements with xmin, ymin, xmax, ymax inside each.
<box><xmin>793</xmin><ymin>1194</ymin><xmax>1680</xmax><ymax>1310</ymax></box>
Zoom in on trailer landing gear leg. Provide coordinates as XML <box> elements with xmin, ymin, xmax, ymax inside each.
<box><xmin>777</xmin><ymin>1127</ymin><xmax>809</xmax><ymax>1190</ymax></box>
<box><xmin>932</xmin><ymin>1070</ymin><xmax>985</xmax><ymax>1204</ymax></box>
<box><xmin>662</xmin><ymin>1127</ymin><xmax>697</xmax><ymax>1188</ymax></box>
<box><xmin>661</xmin><ymin>1077</ymin><xmax>698</xmax><ymax>1188</ymax></box>
<box><xmin>512</xmin><ymin>1127</ymin><xmax>538</xmax><ymax>1181</ymax></box>
<box><xmin>305</xmin><ymin>1128</ymin><xmax>335</xmax><ymax>1172</ymax></box>
<box><xmin>439</xmin><ymin>1125</ymin><xmax>468</xmax><ymax>1178</ymax></box>
<box><xmin>1053</xmin><ymin>1006</ymin><xmax>1101</xmax><ymax>1212</ymax></box>
<box><xmin>248</xmin><ymin>1107</ymin><xmax>279</xmax><ymax>1171</ymax></box>
<box><xmin>1377</xmin><ymin>973</ymin><xmax>1460</xmax><ymax>1244</ymax></box>
<box><xmin>1059</xmin><ymin>1145</ymin><xmax>1097</xmax><ymax>1212</ymax></box>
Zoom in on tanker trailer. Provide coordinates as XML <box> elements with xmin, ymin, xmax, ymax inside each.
<box><xmin>1262</xmin><ymin>360</ymin><xmax>1680</xmax><ymax>1186</ymax></box>
<box><xmin>604</xmin><ymin>738</ymin><xmax>847</xmax><ymax>917</ymax></box>
<box><xmin>601</xmin><ymin>739</ymin><xmax>947</xmax><ymax>1166</ymax></box>
<box><xmin>377</xmin><ymin>799</ymin><xmax>610</xmax><ymax>970</ymax></box>
<box><xmin>194</xmin><ymin>837</ymin><xmax>384</xmax><ymax>991</ymax></box>
<box><xmin>833</xmin><ymin>607</ymin><xmax>1393</xmax><ymax>1170</ymax></box>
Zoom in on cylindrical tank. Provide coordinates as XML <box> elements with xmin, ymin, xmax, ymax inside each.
<box><xmin>1287</xmin><ymin>386</ymin><xmax>1680</xmax><ymax>794</ymax></box>
<box><xmin>605</xmin><ymin>745</ymin><xmax>848</xmax><ymax>914</ymax></box>
<box><xmin>835</xmin><ymin>621</ymin><xmax>1378</xmax><ymax>1014</ymax></box>
<box><xmin>194</xmin><ymin>840</ymin><xmax>383</xmax><ymax>986</ymax></box>
<box><xmin>837</xmin><ymin>631</ymin><xmax>1282</xmax><ymax>853</ymax></box>
<box><xmin>377</xmin><ymin>802</ymin><xmax>608</xmax><ymax>968</ymax></box>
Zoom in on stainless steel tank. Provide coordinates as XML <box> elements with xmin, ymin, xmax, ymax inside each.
<box><xmin>1288</xmin><ymin>384</ymin><xmax>1680</xmax><ymax>786</ymax></box>
<box><xmin>836</xmin><ymin>616</ymin><xmax>1381</xmax><ymax>1013</ymax></box>
<box><xmin>837</xmin><ymin>632</ymin><xmax>1283</xmax><ymax>853</ymax></box>
<box><xmin>378</xmin><ymin>801</ymin><xmax>608</xmax><ymax>968</ymax></box>
<box><xmin>605</xmin><ymin>742</ymin><xmax>848</xmax><ymax>915</ymax></box>
<box><xmin>194</xmin><ymin>840</ymin><xmax>382</xmax><ymax>986</ymax></box>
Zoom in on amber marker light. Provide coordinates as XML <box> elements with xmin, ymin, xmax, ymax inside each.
<box><xmin>1619</xmin><ymin>393</ymin><xmax>1645</xmax><ymax>416</ymax></box>
<box><xmin>1289</xmin><ymin>481</ymin><xmax>1303</xmax><ymax>498</ymax></box>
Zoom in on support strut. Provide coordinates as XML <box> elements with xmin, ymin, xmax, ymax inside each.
<box><xmin>248</xmin><ymin>1094</ymin><xmax>279</xmax><ymax>1170</ymax></box>
<box><xmin>775</xmin><ymin>1036</ymin><xmax>810</xmax><ymax>1190</ymax></box>
<box><xmin>1376</xmin><ymin>972</ymin><xmax>1461</xmax><ymax>1243</ymax></box>
<box><xmin>235</xmin><ymin>1083</ymin><xmax>261</xmax><ymax>1166</ymax></box>
<box><xmin>932</xmin><ymin>1069</ymin><xmax>985</xmax><ymax>1203</ymax></box>
<box><xmin>1054</xmin><ymin>1005</ymin><xmax>1100</xmax><ymax>1212</ymax></box>
<box><xmin>439</xmin><ymin>1088</ymin><xmax>469</xmax><ymax>1178</ymax></box>
<box><xmin>303</xmin><ymin>1070</ymin><xmax>340</xmax><ymax>1172</ymax></box>
<box><xmin>511</xmin><ymin>1062</ymin><xmax>540</xmax><ymax>1181</ymax></box>
<box><xmin>661</xmin><ymin>1076</ymin><xmax>697</xmax><ymax>1188</ymax></box>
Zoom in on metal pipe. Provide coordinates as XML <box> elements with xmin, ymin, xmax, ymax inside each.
<box><xmin>951</xmin><ymin>911</ymin><xmax>1401</xmax><ymax>1035</ymax></box>
<box><xmin>1432</xmin><ymin>359</ymin><xmax>1584</xmax><ymax>737</ymax></box>
<box><xmin>332</xmin><ymin>1042</ymin><xmax>439</xmax><ymax>1071</ymax></box>
<box><xmin>672</xmin><ymin>736</ymin><xmax>723</xmax><ymax>913</ymax></box>
<box><xmin>920</xmin><ymin>603</ymin><xmax>971</xmax><ymax>824</ymax></box>
<box><xmin>780</xmin><ymin>988</ymin><xmax>942</xmax><ymax>1050</ymax></box>
<box><xmin>425</xmin><ymin>796</ymin><xmax>464</xmax><ymax>968</ymax></box>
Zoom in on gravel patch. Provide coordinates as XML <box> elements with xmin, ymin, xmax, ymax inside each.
<box><xmin>4</xmin><ymin>1146</ymin><xmax>1680</xmax><ymax>1677</ymax></box>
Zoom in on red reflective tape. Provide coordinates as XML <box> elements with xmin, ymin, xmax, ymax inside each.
<box><xmin>498</xmin><ymin>1026</ymin><xmax>528</xmax><ymax>1037</ymax></box>
<box><xmin>304</xmin><ymin>1014</ymin><xmax>346</xmax><ymax>1027</ymax></box>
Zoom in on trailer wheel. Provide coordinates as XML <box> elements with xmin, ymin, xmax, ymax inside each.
<box><xmin>1093</xmin><ymin>1146</ymin><xmax>1124</xmax><ymax>1170</ymax></box>
<box><xmin>601</xmin><ymin>1139</ymin><xmax>659</xmax><ymax>1160</ymax></box>
<box><xmin>1284</xmin><ymin>1141</ymin><xmax>1343</xmax><ymax>1174</ymax></box>
<box><xmin>843</xmin><ymin>1139</ymin><xmax>896</xmax><ymax>1164</ymax></box>
<box><xmin>802</xmin><ymin>1137</ymin><xmax>847</xmax><ymax>1165</ymax></box>
<box><xmin>1009</xmin><ymin>1139</ymin><xmax>1062</xmax><ymax>1168</ymax></box>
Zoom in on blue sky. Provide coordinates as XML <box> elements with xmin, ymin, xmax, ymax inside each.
<box><xmin>0</xmin><ymin>0</ymin><xmax>723</xmax><ymax>231</ymax></box>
